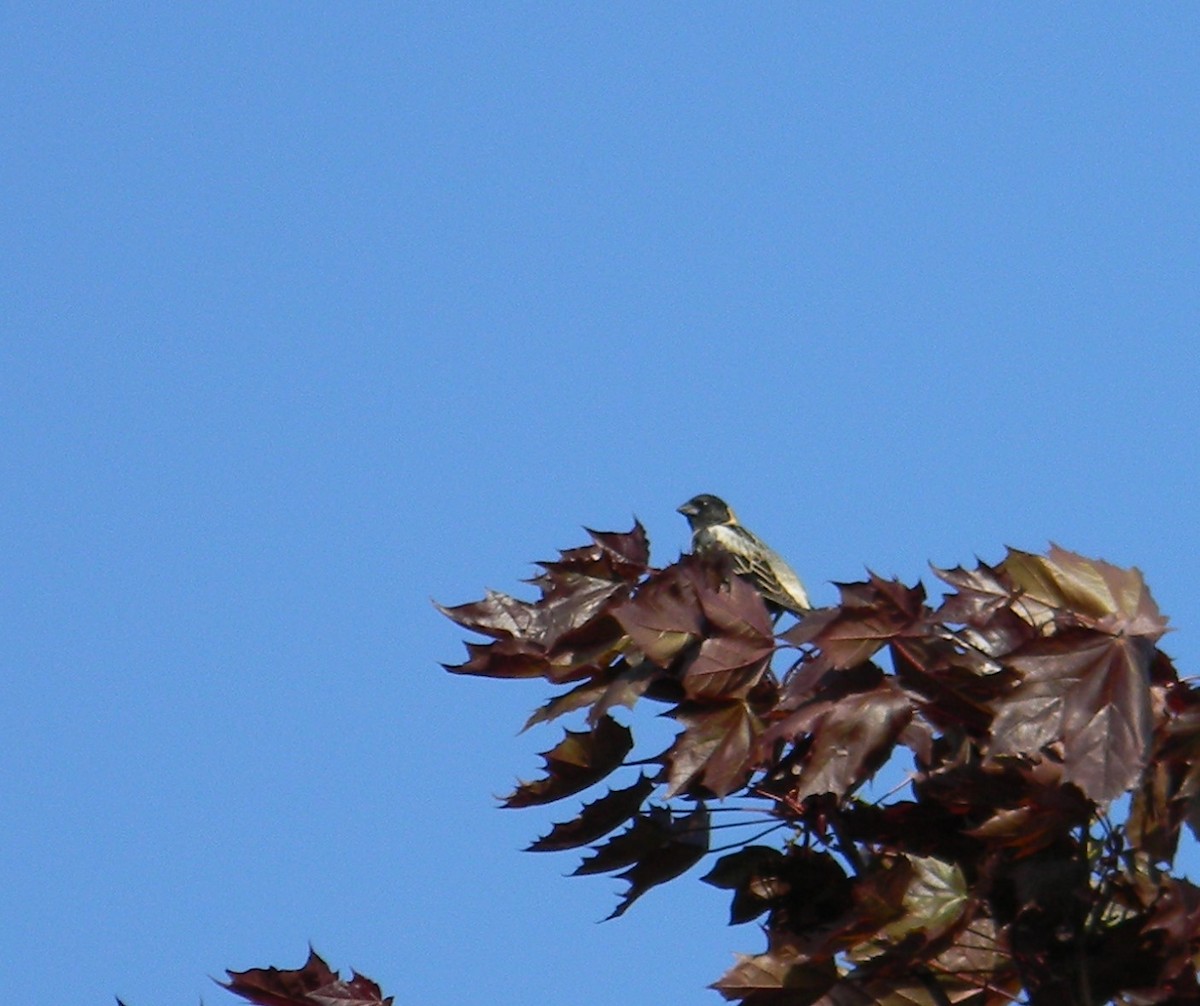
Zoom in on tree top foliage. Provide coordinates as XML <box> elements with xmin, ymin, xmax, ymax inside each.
<box><xmin>431</xmin><ymin>520</ymin><xmax>1200</xmax><ymax>1006</ymax></box>
<box><xmin>209</xmin><ymin>519</ymin><xmax>1200</xmax><ymax>1006</ymax></box>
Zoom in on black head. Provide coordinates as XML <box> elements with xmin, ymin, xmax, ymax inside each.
<box><xmin>677</xmin><ymin>493</ymin><xmax>736</xmax><ymax>530</ymax></box>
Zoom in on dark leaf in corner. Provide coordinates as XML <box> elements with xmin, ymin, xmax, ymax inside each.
<box><xmin>710</xmin><ymin>941</ymin><xmax>838</xmax><ymax>1004</ymax></box>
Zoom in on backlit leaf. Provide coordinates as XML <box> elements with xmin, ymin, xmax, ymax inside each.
<box><xmin>1002</xmin><ymin>545</ymin><xmax>1168</xmax><ymax>639</ymax></box>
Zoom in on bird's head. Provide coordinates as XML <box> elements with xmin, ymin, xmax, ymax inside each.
<box><xmin>677</xmin><ymin>493</ymin><xmax>736</xmax><ymax>530</ymax></box>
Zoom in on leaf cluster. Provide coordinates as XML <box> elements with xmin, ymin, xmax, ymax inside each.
<box><xmin>441</xmin><ymin>526</ymin><xmax>1200</xmax><ymax>1006</ymax></box>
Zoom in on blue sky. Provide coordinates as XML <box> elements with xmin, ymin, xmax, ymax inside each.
<box><xmin>3</xmin><ymin>6</ymin><xmax>1198</xmax><ymax>1004</ymax></box>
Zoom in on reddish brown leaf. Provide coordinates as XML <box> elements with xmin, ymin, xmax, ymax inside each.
<box><xmin>573</xmin><ymin>805</ymin><xmax>675</xmax><ymax>875</ymax></box>
<box><xmin>434</xmin><ymin>589</ymin><xmax>541</xmax><ymax>641</ymax></box>
<box><xmin>502</xmin><ymin>716</ymin><xmax>632</xmax><ymax>808</ymax></box>
<box><xmin>610</xmin><ymin>563</ymin><xmax>704</xmax><ymax>666</ymax></box>
<box><xmin>674</xmin><ymin>570</ymin><xmax>776</xmax><ymax>699</ymax></box>
<box><xmin>534</xmin><ymin>520</ymin><xmax>651</xmax><ymax>584</ymax></box>
<box><xmin>519</xmin><ymin>656</ymin><xmax>662</xmax><ymax>729</ymax></box>
<box><xmin>1128</xmin><ymin>757</ymin><xmax>1181</xmax><ymax>864</ymax></box>
<box><xmin>222</xmin><ymin>949</ymin><xmax>391</xmax><ymax>1006</ymax></box>
<box><xmin>573</xmin><ymin>804</ymin><xmax>710</xmax><ymax>917</ymax></box>
<box><xmin>588</xmin><ymin>659</ymin><xmax>662</xmax><ymax>724</ymax></box>
<box><xmin>777</xmin><ymin>649</ymin><xmax>846</xmax><ymax>708</ymax></box>
<box><xmin>664</xmin><ymin>701</ymin><xmax>764</xmax><ymax>798</ymax></box>
<box><xmin>890</xmin><ymin>636</ymin><xmax>1018</xmax><ymax>738</ymax></box>
<box><xmin>522</xmin><ymin>673</ymin><xmax>616</xmax><ymax>730</ymax></box>
<box><xmin>438</xmin><ymin>525</ymin><xmax>653</xmax><ymax>681</ymax></box>
<box><xmin>527</xmin><ymin>774</ymin><xmax>657</xmax><ymax>851</ymax></box>
<box><xmin>780</xmin><ymin>606</ymin><xmax>841</xmax><ymax>648</ymax></box>
<box><xmin>799</xmin><ymin>575</ymin><xmax>929</xmax><ymax>670</ymax></box>
<box><xmin>932</xmin><ymin>559</ymin><xmax>1018</xmax><ymax>626</ymax></box>
<box><xmin>684</xmin><ymin>636</ymin><xmax>773</xmax><ymax>701</ymax></box>
<box><xmin>606</xmin><ymin>802</ymin><xmax>710</xmax><ymax>919</ymax></box>
<box><xmin>694</xmin><ymin>563</ymin><xmax>775</xmax><ymax>640</ymax></box>
<box><xmin>764</xmin><ymin>671</ymin><xmax>914</xmax><ymax>803</ymax></box>
<box><xmin>965</xmin><ymin>780</ymin><xmax>1092</xmax><ymax>857</ymax></box>
<box><xmin>926</xmin><ymin>916</ymin><xmax>1016</xmax><ymax>1002</ymax></box>
<box><xmin>440</xmin><ymin>592</ymin><xmax>630</xmax><ymax>683</ymax></box>
<box><xmin>441</xmin><ymin>637</ymin><xmax>550</xmax><ymax>679</ymax></box>
<box><xmin>585</xmin><ymin>521</ymin><xmax>652</xmax><ymax>571</ymax></box>
<box><xmin>710</xmin><ymin>944</ymin><xmax>838</xmax><ymax>1004</ymax></box>
<box><xmin>989</xmin><ymin>630</ymin><xmax>1155</xmax><ymax>802</ymax></box>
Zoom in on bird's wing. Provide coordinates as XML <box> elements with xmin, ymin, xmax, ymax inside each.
<box><xmin>704</xmin><ymin>524</ymin><xmax>811</xmax><ymax>613</ymax></box>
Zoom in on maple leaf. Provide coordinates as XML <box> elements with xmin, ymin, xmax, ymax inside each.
<box><xmin>933</xmin><ymin>559</ymin><xmax>1019</xmax><ymax>626</ymax></box>
<box><xmin>1148</xmin><ymin>690</ymin><xmax>1200</xmax><ymax>849</ymax></box>
<box><xmin>221</xmin><ymin>949</ymin><xmax>391</xmax><ymax>1006</ymax></box>
<box><xmin>890</xmin><ymin>636</ymin><xmax>1018</xmax><ymax>739</ymax></box>
<box><xmin>502</xmin><ymin>716</ymin><xmax>632</xmax><ymax>808</ymax></box>
<box><xmin>784</xmin><ymin>575</ymin><xmax>929</xmax><ymax>670</ymax></box>
<box><xmin>875</xmin><ymin>855</ymin><xmax>968</xmax><ymax>946</ymax></box>
<box><xmin>533</xmin><ymin>521</ymin><xmax>651</xmax><ymax>582</ymax></box>
<box><xmin>988</xmin><ymin>629</ymin><xmax>1155</xmax><ymax>803</ymax></box>
<box><xmin>964</xmin><ymin>777</ymin><xmax>1092</xmax><ymax>857</ymax></box>
<box><xmin>703</xmin><ymin>845</ymin><xmax>853</xmax><ymax>929</ymax></box>
<box><xmin>610</xmin><ymin>562</ymin><xmax>705</xmax><ymax>666</ymax></box>
<box><xmin>710</xmin><ymin>942</ymin><xmax>838</xmax><ymax>1004</ymax></box>
<box><xmin>519</xmin><ymin>658</ymin><xmax>664</xmax><ymax>729</ymax></box>
<box><xmin>437</xmin><ymin>522</ymin><xmax>652</xmax><ymax>681</ymax></box>
<box><xmin>764</xmin><ymin>668</ymin><xmax>914</xmax><ymax>803</ymax></box>
<box><xmin>693</xmin><ymin>558</ymin><xmax>775</xmax><ymax>639</ymax></box>
<box><xmin>440</xmin><ymin>636</ymin><xmax>551</xmax><ymax>679</ymax></box>
<box><xmin>1128</xmin><ymin>757</ymin><xmax>1182</xmax><ymax>864</ymax></box>
<box><xmin>522</xmin><ymin>673</ymin><xmax>616</xmax><ymax>730</ymax></box>
<box><xmin>587</xmin><ymin>658</ymin><xmax>664</xmax><ymax>723</ymax></box>
<box><xmin>573</xmin><ymin>804</ymin><xmax>710</xmax><ymax>918</ymax></box>
<box><xmin>583</xmin><ymin>522</ymin><xmax>652</xmax><ymax>572</ymax></box>
<box><xmin>527</xmin><ymin>774</ymin><xmax>657</xmax><ymax>851</ymax></box>
<box><xmin>663</xmin><ymin>700</ymin><xmax>765</xmax><ymax>798</ymax></box>
<box><xmin>1002</xmin><ymin>545</ymin><xmax>1169</xmax><ymax>639</ymax></box>
<box><xmin>925</xmin><ymin>916</ymin><xmax>1019</xmax><ymax>1004</ymax></box>
<box><xmin>1140</xmin><ymin>878</ymin><xmax>1200</xmax><ymax>983</ymax></box>
<box><xmin>702</xmin><ymin>845</ymin><xmax>791</xmax><ymax>924</ymax></box>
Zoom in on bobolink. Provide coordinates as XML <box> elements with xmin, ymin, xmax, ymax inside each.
<box><xmin>677</xmin><ymin>494</ymin><xmax>811</xmax><ymax>616</ymax></box>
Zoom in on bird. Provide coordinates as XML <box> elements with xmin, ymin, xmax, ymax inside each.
<box><xmin>677</xmin><ymin>494</ymin><xmax>811</xmax><ymax>615</ymax></box>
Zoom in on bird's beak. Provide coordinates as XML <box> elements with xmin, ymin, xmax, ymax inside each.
<box><xmin>677</xmin><ymin>502</ymin><xmax>696</xmax><ymax>517</ymax></box>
